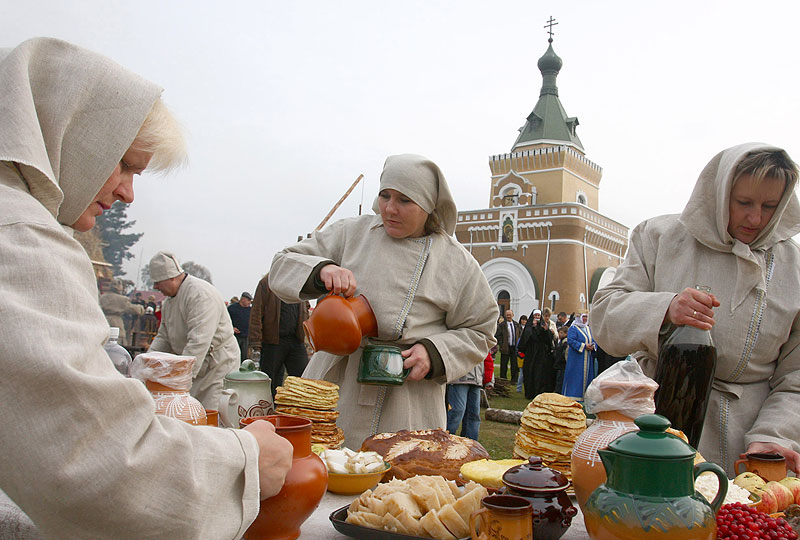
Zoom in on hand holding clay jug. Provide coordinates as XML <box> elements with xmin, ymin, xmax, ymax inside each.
<box><xmin>303</xmin><ymin>293</ymin><xmax>378</xmax><ymax>355</ymax></box>
<box><xmin>218</xmin><ymin>359</ymin><xmax>274</xmax><ymax>428</ymax></box>
<box><xmin>241</xmin><ymin>415</ymin><xmax>328</xmax><ymax>540</ymax></box>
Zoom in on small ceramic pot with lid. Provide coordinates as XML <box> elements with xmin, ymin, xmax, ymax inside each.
<box><xmin>218</xmin><ymin>359</ymin><xmax>274</xmax><ymax>428</ymax></box>
<box><xmin>501</xmin><ymin>456</ymin><xmax>577</xmax><ymax>540</ymax></box>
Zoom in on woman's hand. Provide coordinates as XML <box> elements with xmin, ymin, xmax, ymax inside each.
<box><xmin>665</xmin><ymin>287</ymin><xmax>721</xmax><ymax>330</ymax></box>
<box><xmin>243</xmin><ymin>420</ymin><xmax>294</xmax><ymax>499</ymax></box>
<box><xmin>319</xmin><ymin>264</ymin><xmax>357</xmax><ymax>297</ymax></box>
<box><xmin>745</xmin><ymin>441</ymin><xmax>800</xmax><ymax>474</ymax></box>
<box><xmin>401</xmin><ymin>343</ymin><xmax>431</xmax><ymax>381</ymax></box>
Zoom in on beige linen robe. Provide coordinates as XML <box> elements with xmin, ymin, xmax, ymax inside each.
<box><xmin>270</xmin><ymin>214</ymin><xmax>498</xmax><ymax>448</ymax></box>
<box><xmin>149</xmin><ymin>275</ymin><xmax>241</xmax><ymax>410</ymax></box>
<box><xmin>0</xmin><ymin>39</ymin><xmax>258</xmax><ymax>540</ymax></box>
<box><xmin>592</xmin><ymin>143</ymin><xmax>800</xmax><ymax>474</ymax></box>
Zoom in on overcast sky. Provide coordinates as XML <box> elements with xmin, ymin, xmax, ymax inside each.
<box><xmin>6</xmin><ymin>1</ymin><xmax>800</xmax><ymax>300</ymax></box>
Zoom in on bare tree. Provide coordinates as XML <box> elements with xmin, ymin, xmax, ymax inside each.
<box><xmin>182</xmin><ymin>261</ymin><xmax>213</xmax><ymax>284</ymax></box>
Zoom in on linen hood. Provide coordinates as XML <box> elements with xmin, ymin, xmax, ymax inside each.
<box><xmin>679</xmin><ymin>142</ymin><xmax>800</xmax><ymax>312</ymax></box>
<box><xmin>0</xmin><ymin>37</ymin><xmax>162</xmax><ymax>226</ymax></box>
<box><xmin>149</xmin><ymin>251</ymin><xmax>184</xmax><ymax>282</ymax></box>
<box><xmin>371</xmin><ymin>153</ymin><xmax>458</xmax><ymax>235</ymax></box>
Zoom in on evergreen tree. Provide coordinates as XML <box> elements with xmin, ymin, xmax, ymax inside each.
<box><xmin>94</xmin><ymin>202</ymin><xmax>143</xmax><ymax>276</ymax></box>
<box><xmin>183</xmin><ymin>261</ymin><xmax>213</xmax><ymax>284</ymax></box>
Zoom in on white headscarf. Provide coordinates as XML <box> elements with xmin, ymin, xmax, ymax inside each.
<box><xmin>573</xmin><ymin>313</ymin><xmax>589</xmax><ymax>328</ymax></box>
<box><xmin>149</xmin><ymin>251</ymin><xmax>183</xmax><ymax>282</ymax></box>
<box><xmin>0</xmin><ymin>38</ymin><xmax>161</xmax><ymax>226</ymax></box>
<box><xmin>371</xmin><ymin>153</ymin><xmax>458</xmax><ymax>235</ymax></box>
<box><xmin>679</xmin><ymin>143</ymin><xmax>800</xmax><ymax>312</ymax></box>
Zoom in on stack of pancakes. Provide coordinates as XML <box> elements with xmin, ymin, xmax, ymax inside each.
<box><xmin>274</xmin><ymin>376</ymin><xmax>344</xmax><ymax>448</ymax></box>
<box><xmin>513</xmin><ymin>393</ymin><xmax>586</xmax><ymax>483</ymax></box>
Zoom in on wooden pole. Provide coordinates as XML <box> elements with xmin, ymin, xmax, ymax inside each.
<box><xmin>315</xmin><ymin>174</ymin><xmax>364</xmax><ymax>231</ymax></box>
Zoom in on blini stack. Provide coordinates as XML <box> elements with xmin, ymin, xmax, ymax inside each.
<box><xmin>513</xmin><ymin>393</ymin><xmax>586</xmax><ymax>483</ymax></box>
<box><xmin>274</xmin><ymin>376</ymin><xmax>344</xmax><ymax>449</ymax></box>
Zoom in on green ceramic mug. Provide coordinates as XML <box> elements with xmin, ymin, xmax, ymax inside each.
<box><xmin>358</xmin><ymin>344</ymin><xmax>410</xmax><ymax>385</ymax></box>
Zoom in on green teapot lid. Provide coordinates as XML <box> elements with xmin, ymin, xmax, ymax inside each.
<box><xmin>225</xmin><ymin>359</ymin><xmax>271</xmax><ymax>381</ymax></box>
<box><xmin>607</xmin><ymin>414</ymin><xmax>695</xmax><ymax>460</ymax></box>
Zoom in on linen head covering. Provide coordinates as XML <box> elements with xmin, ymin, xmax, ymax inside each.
<box><xmin>532</xmin><ymin>309</ymin><xmax>542</xmax><ymax>316</ymax></box>
<box><xmin>679</xmin><ymin>142</ymin><xmax>800</xmax><ymax>312</ymax></box>
<box><xmin>0</xmin><ymin>37</ymin><xmax>162</xmax><ymax>226</ymax></box>
<box><xmin>149</xmin><ymin>251</ymin><xmax>183</xmax><ymax>282</ymax></box>
<box><xmin>371</xmin><ymin>153</ymin><xmax>458</xmax><ymax>235</ymax></box>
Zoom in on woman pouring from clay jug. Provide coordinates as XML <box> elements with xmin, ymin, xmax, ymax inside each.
<box><xmin>269</xmin><ymin>154</ymin><xmax>498</xmax><ymax>448</ymax></box>
<box><xmin>591</xmin><ymin>143</ymin><xmax>800</xmax><ymax>475</ymax></box>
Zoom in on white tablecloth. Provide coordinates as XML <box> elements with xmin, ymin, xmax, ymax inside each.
<box><xmin>0</xmin><ymin>489</ymin><xmax>590</xmax><ymax>540</ymax></box>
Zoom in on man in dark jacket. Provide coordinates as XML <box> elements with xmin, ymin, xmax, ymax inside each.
<box><xmin>248</xmin><ymin>274</ymin><xmax>310</xmax><ymax>394</ymax></box>
<box><xmin>227</xmin><ymin>292</ymin><xmax>252</xmax><ymax>361</ymax></box>
<box><xmin>494</xmin><ymin>309</ymin><xmax>521</xmax><ymax>383</ymax></box>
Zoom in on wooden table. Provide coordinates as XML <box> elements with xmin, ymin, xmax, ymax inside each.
<box><xmin>0</xmin><ymin>489</ymin><xmax>590</xmax><ymax>540</ymax></box>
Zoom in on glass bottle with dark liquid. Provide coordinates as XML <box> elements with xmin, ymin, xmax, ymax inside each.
<box><xmin>653</xmin><ymin>286</ymin><xmax>718</xmax><ymax>449</ymax></box>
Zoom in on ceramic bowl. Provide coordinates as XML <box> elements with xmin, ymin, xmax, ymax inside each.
<box><xmin>326</xmin><ymin>463</ymin><xmax>391</xmax><ymax>495</ymax></box>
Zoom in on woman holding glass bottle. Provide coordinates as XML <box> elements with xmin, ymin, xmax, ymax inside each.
<box><xmin>591</xmin><ymin>143</ymin><xmax>800</xmax><ymax>475</ymax></box>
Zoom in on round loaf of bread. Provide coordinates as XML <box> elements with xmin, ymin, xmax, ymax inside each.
<box><xmin>360</xmin><ymin>428</ymin><xmax>490</xmax><ymax>482</ymax></box>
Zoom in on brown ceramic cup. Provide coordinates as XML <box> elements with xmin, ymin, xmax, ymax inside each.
<box><xmin>734</xmin><ymin>452</ymin><xmax>787</xmax><ymax>482</ymax></box>
<box><xmin>204</xmin><ymin>409</ymin><xmax>219</xmax><ymax>427</ymax></box>
<box><xmin>470</xmin><ymin>494</ymin><xmax>533</xmax><ymax>540</ymax></box>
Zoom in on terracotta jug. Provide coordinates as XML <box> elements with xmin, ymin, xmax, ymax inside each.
<box><xmin>135</xmin><ymin>352</ymin><xmax>207</xmax><ymax>425</ymax></box>
<box><xmin>241</xmin><ymin>415</ymin><xmax>328</xmax><ymax>540</ymax></box>
<box><xmin>571</xmin><ymin>374</ymin><xmax>658</xmax><ymax>511</ymax></box>
<box><xmin>303</xmin><ymin>293</ymin><xmax>378</xmax><ymax>356</ymax></box>
<box><xmin>583</xmin><ymin>414</ymin><xmax>727</xmax><ymax>540</ymax></box>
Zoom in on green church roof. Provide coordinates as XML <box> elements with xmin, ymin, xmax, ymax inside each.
<box><xmin>513</xmin><ymin>40</ymin><xmax>584</xmax><ymax>152</ymax></box>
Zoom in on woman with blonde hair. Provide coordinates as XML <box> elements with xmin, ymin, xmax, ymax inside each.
<box><xmin>0</xmin><ymin>38</ymin><xmax>292</xmax><ymax>539</ymax></box>
<box><xmin>592</xmin><ymin>143</ymin><xmax>800</xmax><ymax>475</ymax></box>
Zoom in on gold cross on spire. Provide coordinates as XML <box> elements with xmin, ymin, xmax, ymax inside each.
<box><xmin>544</xmin><ymin>16</ymin><xmax>558</xmax><ymax>43</ymax></box>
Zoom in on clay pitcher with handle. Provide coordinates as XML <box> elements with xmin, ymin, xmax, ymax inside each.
<box><xmin>303</xmin><ymin>293</ymin><xmax>378</xmax><ymax>355</ymax></box>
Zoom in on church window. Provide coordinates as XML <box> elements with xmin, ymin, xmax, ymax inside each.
<box><xmin>576</xmin><ymin>191</ymin><xmax>587</xmax><ymax>205</ymax></box>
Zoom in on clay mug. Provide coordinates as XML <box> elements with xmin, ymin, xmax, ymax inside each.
<box><xmin>218</xmin><ymin>360</ymin><xmax>274</xmax><ymax>428</ymax></box>
<box><xmin>469</xmin><ymin>495</ymin><xmax>533</xmax><ymax>540</ymax></box>
<box><xmin>734</xmin><ymin>452</ymin><xmax>787</xmax><ymax>482</ymax></box>
<box><xmin>303</xmin><ymin>293</ymin><xmax>378</xmax><ymax>356</ymax></box>
<box><xmin>204</xmin><ymin>409</ymin><xmax>219</xmax><ymax>427</ymax></box>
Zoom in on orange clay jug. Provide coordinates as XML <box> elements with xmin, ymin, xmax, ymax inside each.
<box><xmin>303</xmin><ymin>293</ymin><xmax>378</xmax><ymax>355</ymax></box>
<box><xmin>241</xmin><ymin>415</ymin><xmax>328</xmax><ymax>540</ymax></box>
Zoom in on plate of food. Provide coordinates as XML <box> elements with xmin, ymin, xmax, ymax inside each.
<box><xmin>328</xmin><ymin>475</ymin><xmax>488</xmax><ymax>540</ymax></box>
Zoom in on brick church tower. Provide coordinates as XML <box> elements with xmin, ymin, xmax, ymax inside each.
<box><xmin>455</xmin><ymin>30</ymin><xmax>629</xmax><ymax>318</ymax></box>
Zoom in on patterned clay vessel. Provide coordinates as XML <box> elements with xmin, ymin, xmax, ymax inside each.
<box><xmin>144</xmin><ymin>354</ymin><xmax>207</xmax><ymax>425</ymax></box>
<box><xmin>242</xmin><ymin>415</ymin><xmax>328</xmax><ymax>540</ymax></box>
<box><xmin>303</xmin><ymin>293</ymin><xmax>378</xmax><ymax>355</ymax></box>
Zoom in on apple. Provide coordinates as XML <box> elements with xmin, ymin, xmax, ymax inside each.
<box><xmin>779</xmin><ymin>477</ymin><xmax>800</xmax><ymax>505</ymax></box>
<box><xmin>753</xmin><ymin>487</ymin><xmax>779</xmax><ymax>514</ymax></box>
<box><xmin>734</xmin><ymin>472</ymin><xmax>767</xmax><ymax>493</ymax></box>
<box><xmin>764</xmin><ymin>481</ymin><xmax>795</xmax><ymax>512</ymax></box>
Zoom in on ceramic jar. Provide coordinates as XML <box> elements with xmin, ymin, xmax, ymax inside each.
<box><xmin>583</xmin><ymin>414</ymin><xmax>727</xmax><ymax>540</ymax></box>
<box><xmin>143</xmin><ymin>354</ymin><xmax>207</xmax><ymax>425</ymax></box>
<box><xmin>501</xmin><ymin>456</ymin><xmax>577</xmax><ymax>540</ymax></box>
<box><xmin>218</xmin><ymin>359</ymin><xmax>274</xmax><ymax>428</ymax></box>
<box><xmin>303</xmin><ymin>293</ymin><xmax>378</xmax><ymax>356</ymax></box>
<box><xmin>241</xmin><ymin>415</ymin><xmax>328</xmax><ymax>540</ymax></box>
<box><xmin>571</xmin><ymin>376</ymin><xmax>658</xmax><ymax>511</ymax></box>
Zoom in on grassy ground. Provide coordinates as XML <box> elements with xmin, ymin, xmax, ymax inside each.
<box><xmin>477</xmin><ymin>385</ymin><xmax>531</xmax><ymax>459</ymax></box>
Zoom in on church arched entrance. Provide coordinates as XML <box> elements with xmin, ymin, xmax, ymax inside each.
<box><xmin>481</xmin><ymin>258</ymin><xmax>539</xmax><ymax>320</ymax></box>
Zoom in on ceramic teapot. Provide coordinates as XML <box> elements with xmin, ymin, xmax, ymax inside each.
<box><xmin>218</xmin><ymin>360</ymin><xmax>274</xmax><ymax>428</ymax></box>
<box><xmin>303</xmin><ymin>293</ymin><xmax>378</xmax><ymax>356</ymax></box>
<box><xmin>583</xmin><ymin>414</ymin><xmax>727</xmax><ymax>540</ymax></box>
